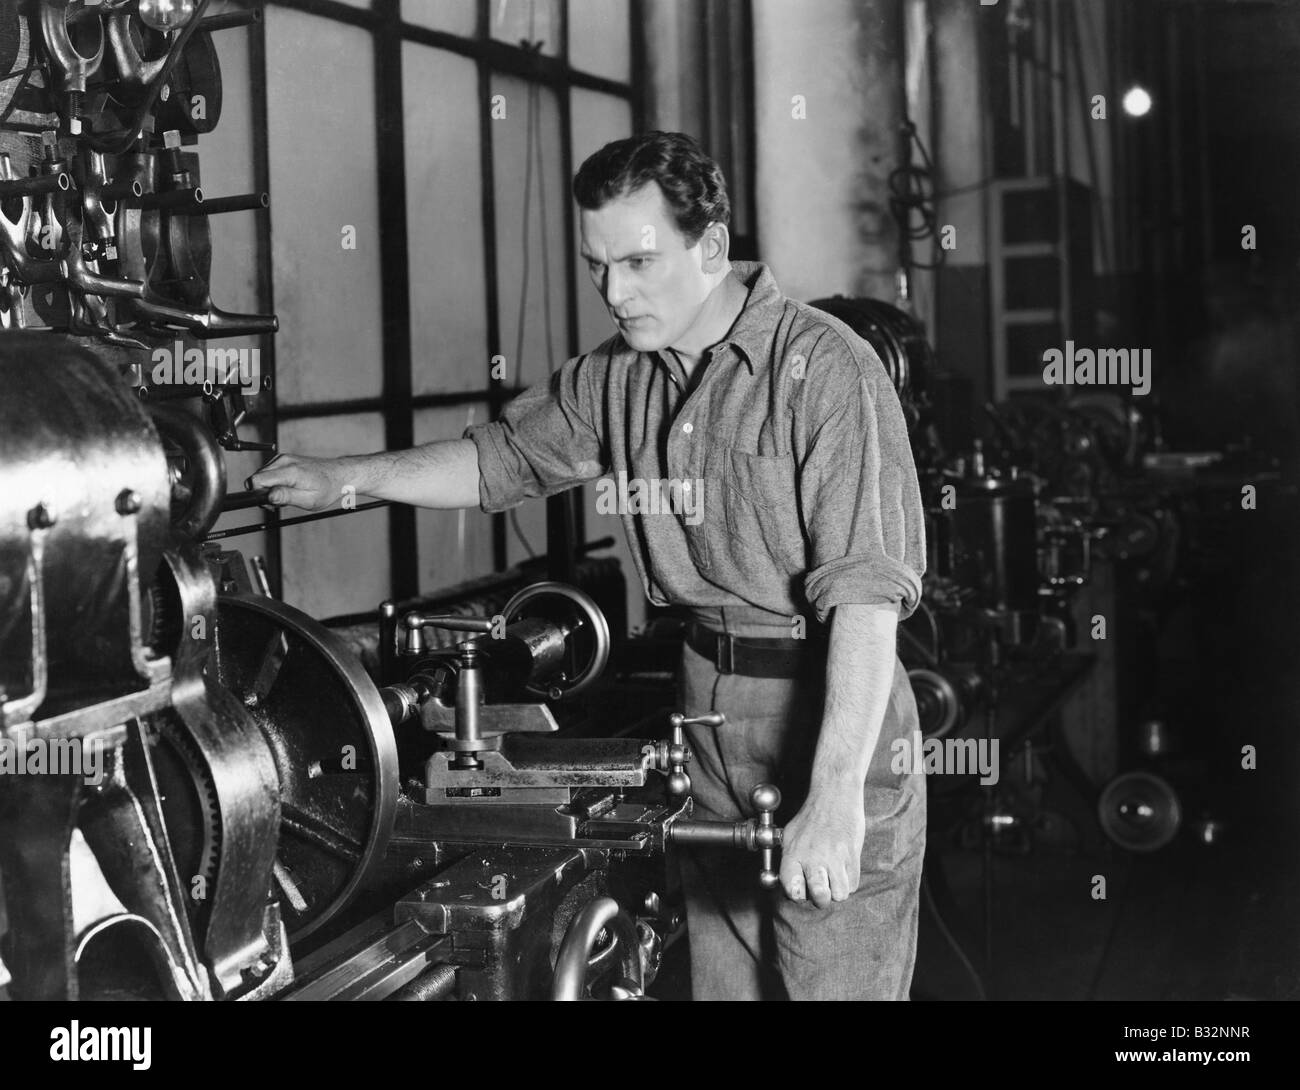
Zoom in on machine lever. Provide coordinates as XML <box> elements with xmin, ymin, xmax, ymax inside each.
<box><xmin>401</xmin><ymin>612</ymin><xmax>494</xmax><ymax>655</ymax></box>
<box><xmin>658</xmin><ymin>710</ymin><xmax>725</xmax><ymax>796</ymax></box>
<box><xmin>666</xmin><ymin>783</ymin><xmax>784</xmax><ymax>888</ymax></box>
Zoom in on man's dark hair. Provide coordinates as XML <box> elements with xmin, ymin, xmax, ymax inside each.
<box><xmin>572</xmin><ymin>131</ymin><xmax>730</xmax><ymax>247</ymax></box>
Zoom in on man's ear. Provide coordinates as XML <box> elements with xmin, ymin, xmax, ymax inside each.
<box><xmin>699</xmin><ymin>222</ymin><xmax>730</xmax><ymax>274</ymax></box>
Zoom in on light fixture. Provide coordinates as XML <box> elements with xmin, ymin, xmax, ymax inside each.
<box><xmin>137</xmin><ymin>0</ymin><xmax>197</xmax><ymax>33</ymax></box>
<box><xmin>1122</xmin><ymin>85</ymin><xmax>1153</xmax><ymax>118</ymax></box>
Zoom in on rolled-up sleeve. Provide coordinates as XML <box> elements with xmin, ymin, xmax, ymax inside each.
<box><xmin>798</xmin><ymin>332</ymin><xmax>926</xmax><ymax>622</ymax></box>
<box><xmin>463</xmin><ymin>351</ymin><xmax>609</xmax><ymax>513</ymax></box>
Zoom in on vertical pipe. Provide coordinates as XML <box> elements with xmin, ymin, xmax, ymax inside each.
<box><xmin>250</xmin><ymin>5</ymin><xmax>281</xmax><ymax>596</ymax></box>
<box><xmin>374</xmin><ymin>0</ymin><xmax>418</xmax><ymax>600</ymax></box>
<box><xmin>1052</xmin><ymin>0</ymin><xmax>1072</xmax><ymax>344</ymax></box>
<box><xmin>478</xmin><ymin>0</ymin><xmax>508</xmax><ymax>573</ymax></box>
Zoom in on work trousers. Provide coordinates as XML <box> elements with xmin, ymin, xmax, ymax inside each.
<box><xmin>675</xmin><ymin>605</ymin><xmax>926</xmax><ymax>1001</ymax></box>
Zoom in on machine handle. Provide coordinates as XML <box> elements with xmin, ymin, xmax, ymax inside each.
<box><xmin>400</xmin><ymin>611</ymin><xmax>493</xmax><ymax>654</ymax></box>
<box><xmin>752</xmin><ymin>784</ymin><xmax>782</xmax><ymax>890</ymax></box>
<box><xmin>665</xmin><ymin>783</ymin><xmax>783</xmax><ymax>889</ymax></box>
<box><xmin>660</xmin><ymin>710</ymin><xmax>726</xmax><ymax>796</ymax></box>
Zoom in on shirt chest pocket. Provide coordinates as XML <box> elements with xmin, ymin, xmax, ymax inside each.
<box><xmin>716</xmin><ymin>448</ymin><xmax>807</xmax><ymax>569</ymax></box>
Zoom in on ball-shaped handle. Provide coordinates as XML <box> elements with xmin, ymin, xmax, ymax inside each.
<box><xmin>751</xmin><ymin>783</ymin><xmax>781</xmax><ymax>814</ymax></box>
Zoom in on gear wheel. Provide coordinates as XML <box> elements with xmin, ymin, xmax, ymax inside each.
<box><xmin>142</xmin><ymin>580</ymin><xmax>182</xmax><ymax>655</ymax></box>
<box><xmin>149</xmin><ymin>713</ymin><xmax>221</xmax><ymax>908</ymax></box>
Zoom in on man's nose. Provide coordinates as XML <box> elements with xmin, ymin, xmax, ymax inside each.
<box><xmin>604</xmin><ymin>265</ymin><xmax>631</xmax><ymax>310</ymax></box>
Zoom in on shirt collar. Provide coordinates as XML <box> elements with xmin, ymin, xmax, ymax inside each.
<box><xmin>719</xmin><ymin>261</ymin><xmax>783</xmax><ymax>373</ymax></box>
<box><xmin>644</xmin><ymin>261</ymin><xmax>784</xmax><ymax>376</ymax></box>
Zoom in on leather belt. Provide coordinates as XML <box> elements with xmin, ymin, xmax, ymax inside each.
<box><xmin>685</xmin><ymin>621</ymin><xmax>827</xmax><ymax>679</ymax></box>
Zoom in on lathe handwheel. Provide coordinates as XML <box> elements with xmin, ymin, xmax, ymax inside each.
<box><xmin>210</xmin><ymin>595</ymin><xmax>399</xmax><ymax>942</ymax></box>
<box><xmin>501</xmin><ymin>581</ymin><xmax>611</xmax><ymax>699</ymax></box>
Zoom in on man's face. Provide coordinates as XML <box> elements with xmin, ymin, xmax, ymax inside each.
<box><xmin>578</xmin><ymin>183</ymin><xmax>713</xmax><ymax>353</ymax></box>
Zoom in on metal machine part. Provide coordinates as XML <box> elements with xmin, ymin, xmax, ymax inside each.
<box><xmin>907</xmin><ymin>665</ymin><xmax>983</xmax><ymax>741</ymax></box>
<box><xmin>667</xmin><ymin>783</ymin><xmax>784</xmax><ymax>889</ymax></box>
<box><xmin>945</xmin><ymin>448</ymin><xmax>1040</xmax><ymax>620</ymax></box>
<box><xmin>394</xmin><ymin>581</ymin><xmax>611</xmax><ymax>772</ymax></box>
<box><xmin>3</xmin><ymin>0</ymin><xmax>274</xmax><ymax>348</ymax></box>
<box><xmin>38</xmin><ymin>0</ymin><xmax>107</xmax><ymax>135</ymax></box>
<box><xmin>209</xmin><ymin>594</ymin><xmax>399</xmax><ymax>943</ymax></box>
<box><xmin>0</xmin><ymin>337</ymin><xmax>286</xmax><ymax>1000</ymax></box>
<box><xmin>551</xmin><ymin>897</ymin><xmax>645</xmax><ymax>1001</ymax></box>
<box><xmin>149</xmin><ymin>400</ymin><xmax>227</xmax><ymax>540</ymax></box>
<box><xmin>246</xmin><ymin>583</ymin><xmax>787</xmax><ymax>1000</ymax></box>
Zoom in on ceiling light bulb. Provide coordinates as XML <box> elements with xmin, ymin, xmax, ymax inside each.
<box><xmin>1122</xmin><ymin>86</ymin><xmax>1153</xmax><ymax>118</ymax></box>
<box><xmin>137</xmin><ymin>0</ymin><xmax>197</xmax><ymax>33</ymax></box>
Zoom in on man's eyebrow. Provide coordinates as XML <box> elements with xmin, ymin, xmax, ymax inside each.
<box><xmin>580</xmin><ymin>249</ymin><xmax>660</xmax><ymax>263</ymax></box>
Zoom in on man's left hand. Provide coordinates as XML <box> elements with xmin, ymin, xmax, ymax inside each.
<box><xmin>778</xmin><ymin>786</ymin><xmax>865</xmax><ymax>908</ymax></box>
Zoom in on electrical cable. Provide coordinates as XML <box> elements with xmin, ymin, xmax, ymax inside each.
<box><xmin>921</xmin><ymin>872</ymin><xmax>988</xmax><ymax>1000</ymax></box>
<box><xmin>0</xmin><ymin>61</ymin><xmax>34</xmax><ymax>129</ymax></box>
<box><xmin>889</xmin><ymin>119</ymin><xmax>945</xmax><ymax>273</ymax></box>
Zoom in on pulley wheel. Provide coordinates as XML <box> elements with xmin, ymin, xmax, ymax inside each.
<box><xmin>210</xmin><ymin>595</ymin><xmax>398</xmax><ymax>941</ymax></box>
<box><xmin>908</xmin><ymin>668</ymin><xmax>961</xmax><ymax>740</ymax></box>
<box><xmin>501</xmin><ymin>581</ymin><xmax>611</xmax><ymax>699</ymax></box>
<box><xmin>1097</xmin><ymin>771</ymin><xmax>1182</xmax><ymax>853</ymax></box>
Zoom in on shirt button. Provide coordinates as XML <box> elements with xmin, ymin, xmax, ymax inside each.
<box><xmin>682</xmin><ymin>421</ymin><xmax>694</xmax><ymax>434</ymax></box>
<box><xmin>682</xmin><ymin>481</ymin><xmax>692</xmax><ymax>492</ymax></box>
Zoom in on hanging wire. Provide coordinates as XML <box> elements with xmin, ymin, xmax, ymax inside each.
<box><xmin>889</xmin><ymin>119</ymin><xmax>946</xmax><ymax>273</ymax></box>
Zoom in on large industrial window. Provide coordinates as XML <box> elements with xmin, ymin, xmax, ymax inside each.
<box><xmin>210</xmin><ymin>0</ymin><xmax>643</xmax><ymax>621</ymax></box>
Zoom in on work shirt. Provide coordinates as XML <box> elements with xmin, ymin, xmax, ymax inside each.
<box><xmin>464</xmin><ymin>260</ymin><xmax>926</xmax><ymax>627</ymax></box>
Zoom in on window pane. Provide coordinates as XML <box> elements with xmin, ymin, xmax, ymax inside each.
<box><xmin>402</xmin><ymin>0</ymin><xmax>477</xmax><ymax>35</ymax></box>
<box><xmin>277</xmin><ymin>414</ymin><xmax>391</xmax><ymax>618</ymax></box>
<box><xmin>490</xmin><ymin>0</ymin><xmax>561</xmax><ymax>57</ymax></box>
<box><xmin>569</xmin><ymin>0</ymin><xmax>630</xmax><ymax>81</ymax></box>
<box><xmin>405</xmin><ymin>46</ymin><xmax>488</xmax><ymax>394</ymax></box>
<box><xmin>265</xmin><ymin>8</ymin><xmax>382</xmax><ymax>406</ymax></box>
<box><xmin>571</xmin><ymin>89</ymin><xmax>632</xmax><ymax>351</ymax></box>
<box><xmin>414</xmin><ymin>406</ymin><xmax>497</xmax><ymax>589</ymax></box>
<box><xmin>505</xmin><ymin>490</ymin><xmax>548</xmax><ymax>569</ymax></box>
<box><xmin>491</xmin><ymin>75</ymin><xmax>569</xmax><ymax>389</ymax></box>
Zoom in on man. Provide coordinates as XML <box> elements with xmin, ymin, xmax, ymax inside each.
<box><xmin>251</xmin><ymin>131</ymin><xmax>927</xmax><ymax>1001</ymax></box>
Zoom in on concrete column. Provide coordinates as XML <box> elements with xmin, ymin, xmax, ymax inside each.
<box><xmin>932</xmin><ymin>0</ymin><xmax>992</xmax><ymax>402</ymax></box>
<box><xmin>933</xmin><ymin>0</ymin><xmax>988</xmax><ymax>264</ymax></box>
<box><xmin>752</xmin><ymin>0</ymin><xmax>905</xmax><ymax>302</ymax></box>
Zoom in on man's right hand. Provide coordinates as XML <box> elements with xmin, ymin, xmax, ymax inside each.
<box><xmin>247</xmin><ymin>453</ymin><xmax>349</xmax><ymax>511</ymax></box>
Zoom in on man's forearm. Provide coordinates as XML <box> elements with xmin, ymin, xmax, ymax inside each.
<box><xmin>811</xmin><ymin>603</ymin><xmax>900</xmax><ymax>795</ymax></box>
<box><xmin>339</xmin><ymin>438</ymin><xmax>482</xmax><ymax>510</ymax></box>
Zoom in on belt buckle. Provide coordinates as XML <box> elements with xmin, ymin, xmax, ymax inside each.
<box><xmin>715</xmin><ymin>632</ymin><xmax>735</xmax><ymax>674</ymax></box>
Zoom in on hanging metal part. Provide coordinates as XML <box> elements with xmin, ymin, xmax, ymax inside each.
<box><xmin>105</xmin><ymin>9</ymin><xmax>172</xmax><ymax>111</ymax></box>
<box><xmin>38</xmin><ymin>0</ymin><xmax>107</xmax><ymax>135</ymax></box>
<box><xmin>210</xmin><ymin>595</ymin><xmax>400</xmax><ymax>943</ymax></box>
